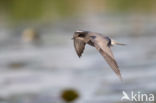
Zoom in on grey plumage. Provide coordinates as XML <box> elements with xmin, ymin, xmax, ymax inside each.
<box><xmin>72</xmin><ymin>30</ymin><xmax>124</xmax><ymax>80</ymax></box>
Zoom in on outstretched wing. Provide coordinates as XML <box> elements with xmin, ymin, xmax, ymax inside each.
<box><xmin>74</xmin><ymin>38</ymin><xmax>86</xmax><ymax>57</ymax></box>
<box><xmin>90</xmin><ymin>36</ymin><xmax>122</xmax><ymax>80</ymax></box>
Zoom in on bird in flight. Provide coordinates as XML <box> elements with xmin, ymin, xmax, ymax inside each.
<box><xmin>72</xmin><ymin>30</ymin><xmax>125</xmax><ymax>80</ymax></box>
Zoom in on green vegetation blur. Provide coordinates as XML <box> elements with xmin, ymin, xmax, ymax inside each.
<box><xmin>0</xmin><ymin>0</ymin><xmax>156</xmax><ymax>23</ymax></box>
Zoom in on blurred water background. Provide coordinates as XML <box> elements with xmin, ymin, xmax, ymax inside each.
<box><xmin>0</xmin><ymin>0</ymin><xmax>156</xmax><ymax>103</ymax></box>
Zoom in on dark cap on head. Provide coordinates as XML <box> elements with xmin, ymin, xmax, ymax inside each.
<box><xmin>74</xmin><ymin>30</ymin><xmax>89</xmax><ymax>34</ymax></box>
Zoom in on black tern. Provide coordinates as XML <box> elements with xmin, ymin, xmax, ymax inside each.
<box><xmin>72</xmin><ymin>30</ymin><xmax>125</xmax><ymax>80</ymax></box>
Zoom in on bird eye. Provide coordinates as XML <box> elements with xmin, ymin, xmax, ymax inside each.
<box><xmin>79</xmin><ymin>34</ymin><xmax>85</xmax><ymax>37</ymax></box>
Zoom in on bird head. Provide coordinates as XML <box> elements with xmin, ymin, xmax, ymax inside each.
<box><xmin>72</xmin><ymin>30</ymin><xmax>88</xmax><ymax>40</ymax></box>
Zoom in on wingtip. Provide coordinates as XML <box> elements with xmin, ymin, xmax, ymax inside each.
<box><xmin>118</xmin><ymin>74</ymin><xmax>124</xmax><ymax>82</ymax></box>
<box><xmin>78</xmin><ymin>55</ymin><xmax>82</xmax><ymax>58</ymax></box>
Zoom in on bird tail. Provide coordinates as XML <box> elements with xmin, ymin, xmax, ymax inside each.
<box><xmin>111</xmin><ymin>39</ymin><xmax>126</xmax><ymax>46</ymax></box>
